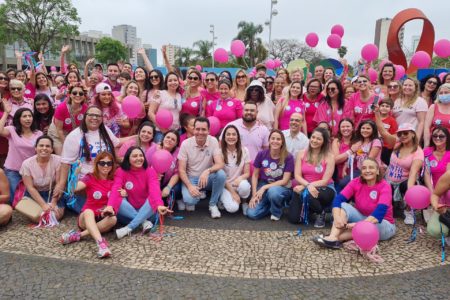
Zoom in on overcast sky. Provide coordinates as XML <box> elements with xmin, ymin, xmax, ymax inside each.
<box><xmin>72</xmin><ymin>0</ymin><xmax>449</xmax><ymax>66</ymax></box>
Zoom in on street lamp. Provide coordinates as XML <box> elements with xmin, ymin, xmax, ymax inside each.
<box><xmin>210</xmin><ymin>24</ymin><xmax>217</xmax><ymax>68</ymax></box>
<box><xmin>265</xmin><ymin>0</ymin><xmax>278</xmax><ymax>44</ymax></box>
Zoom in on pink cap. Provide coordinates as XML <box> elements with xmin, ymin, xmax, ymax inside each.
<box><xmin>396</xmin><ymin>123</ymin><xmax>415</xmax><ymax>133</ymax></box>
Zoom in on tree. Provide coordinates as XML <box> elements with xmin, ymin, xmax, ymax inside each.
<box><xmin>174</xmin><ymin>48</ymin><xmax>194</xmax><ymax>66</ymax></box>
<box><xmin>267</xmin><ymin>39</ymin><xmax>325</xmax><ymax>65</ymax></box>
<box><xmin>338</xmin><ymin>46</ymin><xmax>348</xmax><ymax>58</ymax></box>
<box><xmin>95</xmin><ymin>37</ymin><xmax>129</xmax><ymax>64</ymax></box>
<box><xmin>432</xmin><ymin>56</ymin><xmax>450</xmax><ymax>69</ymax></box>
<box><xmin>235</xmin><ymin>21</ymin><xmax>267</xmax><ymax>67</ymax></box>
<box><xmin>192</xmin><ymin>40</ymin><xmax>212</xmax><ymax>62</ymax></box>
<box><xmin>0</xmin><ymin>0</ymin><xmax>80</xmax><ymax>53</ymax></box>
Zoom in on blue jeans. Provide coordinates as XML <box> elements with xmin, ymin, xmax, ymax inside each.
<box><xmin>4</xmin><ymin>168</ymin><xmax>21</xmax><ymax>204</ymax></box>
<box><xmin>338</xmin><ymin>170</ymin><xmax>361</xmax><ymax>192</ymax></box>
<box><xmin>247</xmin><ymin>181</ymin><xmax>292</xmax><ymax>220</ymax></box>
<box><xmin>341</xmin><ymin>202</ymin><xmax>396</xmax><ymax>241</ymax></box>
<box><xmin>24</xmin><ymin>190</ymin><xmax>65</xmax><ymax>208</ymax></box>
<box><xmin>181</xmin><ymin>170</ymin><xmax>226</xmax><ymax>207</ymax></box>
<box><xmin>117</xmin><ymin>199</ymin><xmax>155</xmax><ymax>230</ymax></box>
<box><xmin>62</xmin><ymin>193</ymin><xmax>86</xmax><ymax>214</ymax></box>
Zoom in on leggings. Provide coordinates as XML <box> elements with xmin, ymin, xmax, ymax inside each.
<box><xmin>288</xmin><ymin>186</ymin><xmax>335</xmax><ymax>224</ymax></box>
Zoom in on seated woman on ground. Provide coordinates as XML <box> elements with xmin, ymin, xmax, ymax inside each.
<box><xmin>60</xmin><ymin>152</ymin><xmax>117</xmax><ymax>259</ymax></box>
<box><xmin>0</xmin><ymin>168</ymin><xmax>12</xmax><ymax>226</ymax></box>
<box><xmin>312</xmin><ymin>158</ymin><xmax>396</xmax><ymax>249</ymax></box>
<box><xmin>427</xmin><ymin>169</ymin><xmax>450</xmax><ymax>240</ymax></box>
<box><xmin>19</xmin><ymin>136</ymin><xmax>64</xmax><ymax>222</ymax></box>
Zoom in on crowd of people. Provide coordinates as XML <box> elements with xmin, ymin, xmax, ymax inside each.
<box><xmin>0</xmin><ymin>45</ymin><xmax>449</xmax><ymax>259</ymax></box>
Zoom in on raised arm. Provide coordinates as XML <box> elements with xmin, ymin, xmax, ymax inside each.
<box><xmin>84</xmin><ymin>58</ymin><xmax>95</xmax><ymax>83</ymax></box>
<box><xmin>15</xmin><ymin>50</ymin><xmax>23</xmax><ymax>71</ymax></box>
<box><xmin>60</xmin><ymin>45</ymin><xmax>71</xmax><ymax>74</ymax></box>
<box><xmin>0</xmin><ymin>100</ymin><xmax>11</xmax><ymax>137</ymax></box>
<box><xmin>137</xmin><ymin>48</ymin><xmax>154</xmax><ymax>72</ymax></box>
<box><xmin>37</xmin><ymin>52</ymin><xmax>48</xmax><ymax>75</ymax></box>
<box><xmin>162</xmin><ymin>45</ymin><xmax>174</xmax><ymax>73</ymax></box>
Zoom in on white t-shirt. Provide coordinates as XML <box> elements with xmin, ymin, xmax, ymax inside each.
<box><xmin>61</xmin><ymin>127</ymin><xmax>120</xmax><ymax>177</ymax></box>
<box><xmin>392</xmin><ymin>97</ymin><xmax>428</xmax><ymax>130</ymax></box>
<box><xmin>283</xmin><ymin>129</ymin><xmax>309</xmax><ymax>159</ymax></box>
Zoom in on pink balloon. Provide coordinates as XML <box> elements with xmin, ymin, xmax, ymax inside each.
<box><xmin>305</xmin><ymin>32</ymin><xmax>319</xmax><ymax>47</ymax></box>
<box><xmin>352</xmin><ymin>221</ymin><xmax>379</xmax><ymax>251</ymax></box>
<box><xmin>361</xmin><ymin>44</ymin><xmax>379</xmax><ymax>62</ymax></box>
<box><xmin>331</xmin><ymin>24</ymin><xmax>345</xmax><ymax>38</ymax></box>
<box><xmin>50</xmin><ymin>66</ymin><xmax>57</xmax><ymax>71</ymax></box>
<box><xmin>394</xmin><ymin>65</ymin><xmax>405</xmax><ymax>80</ymax></box>
<box><xmin>327</xmin><ymin>34</ymin><xmax>342</xmax><ymax>49</ymax></box>
<box><xmin>230</xmin><ymin>40</ymin><xmax>246</xmax><ymax>57</ymax></box>
<box><xmin>155</xmin><ymin>109</ymin><xmax>174</xmax><ymax>129</ymax></box>
<box><xmin>434</xmin><ymin>39</ymin><xmax>450</xmax><ymax>58</ymax></box>
<box><xmin>151</xmin><ymin>149</ymin><xmax>173</xmax><ymax>174</ymax></box>
<box><xmin>265</xmin><ymin>59</ymin><xmax>275</xmax><ymax>70</ymax></box>
<box><xmin>208</xmin><ymin>116</ymin><xmax>221</xmax><ymax>136</ymax></box>
<box><xmin>439</xmin><ymin>72</ymin><xmax>448</xmax><ymax>82</ymax></box>
<box><xmin>214</xmin><ymin>48</ymin><xmax>228</xmax><ymax>63</ymax></box>
<box><xmin>195</xmin><ymin>65</ymin><xmax>202</xmax><ymax>71</ymax></box>
<box><xmin>368</xmin><ymin>67</ymin><xmax>378</xmax><ymax>83</ymax></box>
<box><xmin>273</xmin><ymin>58</ymin><xmax>282</xmax><ymax>68</ymax></box>
<box><xmin>112</xmin><ymin>91</ymin><xmax>121</xmax><ymax>97</ymax></box>
<box><xmin>411</xmin><ymin>51</ymin><xmax>431</xmax><ymax>68</ymax></box>
<box><xmin>122</xmin><ymin>95</ymin><xmax>143</xmax><ymax>119</ymax></box>
<box><xmin>201</xmin><ymin>72</ymin><xmax>207</xmax><ymax>80</ymax></box>
<box><xmin>405</xmin><ymin>185</ymin><xmax>431</xmax><ymax>210</ymax></box>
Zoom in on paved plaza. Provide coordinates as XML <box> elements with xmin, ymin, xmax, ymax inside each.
<box><xmin>0</xmin><ymin>203</ymin><xmax>449</xmax><ymax>299</ymax></box>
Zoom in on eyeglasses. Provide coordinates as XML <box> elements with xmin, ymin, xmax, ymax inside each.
<box><xmin>205</xmin><ymin>78</ymin><xmax>216</xmax><ymax>82</ymax></box>
<box><xmin>188</xmin><ymin>76</ymin><xmax>199</xmax><ymax>81</ymax></box>
<box><xmin>97</xmin><ymin>161</ymin><xmax>113</xmax><ymax>167</ymax></box>
<box><xmin>388</xmin><ymin>85</ymin><xmax>399</xmax><ymax>89</ymax></box>
<box><xmin>396</xmin><ymin>131</ymin><xmax>410</xmax><ymax>137</ymax></box>
<box><xmin>236</xmin><ymin>75</ymin><xmax>247</xmax><ymax>79</ymax></box>
<box><xmin>86</xmin><ymin>113</ymin><xmax>102</xmax><ymax>119</ymax></box>
<box><xmin>327</xmin><ymin>87</ymin><xmax>337</xmax><ymax>92</ymax></box>
<box><xmin>10</xmin><ymin>87</ymin><xmax>22</xmax><ymax>91</ymax></box>
<box><xmin>0</xmin><ymin>76</ymin><xmax>8</xmax><ymax>81</ymax></box>
<box><xmin>290</xmin><ymin>118</ymin><xmax>302</xmax><ymax>122</ymax></box>
<box><xmin>71</xmin><ymin>91</ymin><xmax>85</xmax><ymax>96</ymax></box>
<box><xmin>357</xmin><ymin>80</ymin><xmax>368</xmax><ymax>84</ymax></box>
<box><xmin>149</xmin><ymin>75</ymin><xmax>160</xmax><ymax>80</ymax></box>
<box><xmin>427</xmin><ymin>80</ymin><xmax>438</xmax><ymax>86</ymax></box>
<box><xmin>432</xmin><ymin>134</ymin><xmax>447</xmax><ymax>140</ymax></box>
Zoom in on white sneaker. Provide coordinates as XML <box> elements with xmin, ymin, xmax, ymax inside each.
<box><xmin>186</xmin><ymin>204</ymin><xmax>195</xmax><ymax>212</ymax></box>
<box><xmin>270</xmin><ymin>215</ymin><xmax>280</xmax><ymax>221</ymax></box>
<box><xmin>242</xmin><ymin>203</ymin><xmax>249</xmax><ymax>216</ymax></box>
<box><xmin>209</xmin><ymin>205</ymin><xmax>221</xmax><ymax>219</ymax></box>
<box><xmin>404</xmin><ymin>210</ymin><xmax>415</xmax><ymax>225</ymax></box>
<box><xmin>116</xmin><ymin>226</ymin><xmax>132</xmax><ymax>239</ymax></box>
<box><xmin>177</xmin><ymin>200</ymin><xmax>186</xmax><ymax>211</ymax></box>
<box><xmin>217</xmin><ymin>201</ymin><xmax>225</xmax><ymax>210</ymax></box>
<box><xmin>142</xmin><ymin>220</ymin><xmax>153</xmax><ymax>233</ymax></box>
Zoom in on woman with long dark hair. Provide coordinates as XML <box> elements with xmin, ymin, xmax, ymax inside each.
<box><xmin>420</xmin><ymin>74</ymin><xmax>441</xmax><ymax>106</ymax></box>
<box><xmin>33</xmin><ymin>94</ymin><xmax>54</xmax><ymax>135</ymax></box>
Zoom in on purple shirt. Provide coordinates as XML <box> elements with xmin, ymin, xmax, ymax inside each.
<box><xmin>253</xmin><ymin>149</ymin><xmax>294</xmax><ymax>183</ymax></box>
<box><xmin>103</xmin><ymin>79</ymin><xmax>122</xmax><ymax>92</ymax></box>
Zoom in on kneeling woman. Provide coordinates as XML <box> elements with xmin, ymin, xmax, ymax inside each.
<box><xmin>247</xmin><ymin>130</ymin><xmax>294</xmax><ymax>220</ymax></box>
<box><xmin>288</xmin><ymin>127</ymin><xmax>336</xmax><ymax>228</ymax></box>
<box><xmin>313</xmin><ymin>158</ymin><xmax>396</xmax><ymax>249</ymax></box>
<box><xmin>107</xmin><ymin>146</ymin><xmax>172</xmax><ymax>239</ymax></box>
<box><xmin>60</xmin><ymin>152</ymin><xmax>117</xmax><ymax>258</ymax></box>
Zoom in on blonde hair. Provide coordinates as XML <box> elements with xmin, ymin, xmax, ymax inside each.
<box><xmin>436</xmin><ymin>83</ymin><xmax>450</xmax><ymax>104</ymax></box>
<box><xmin>269</xmin><ymin>129</ymin><xmax>289</xmax><ymax>165</ymax></box>
<box><xmin>233</xmin><ymin>69</ymin><xmax>249</xmax><ymax>89</ymax></box>
<box><xmin>402</xmin><ymin>78</ymin><xmax>420</xmax><ymax>108</ymax></box>
<box><xmin>289</xmin><ymin>68</ymin><xmax>304</xmax><ymax>81</ymax></box>
<box><xmin>185</xmin><ymin>69</ymin><xmax>202</xmax><ymax>98</ymax></box>
<box><xmin>9</xmin><ymin>79</ymin><xmax>24</xmax><ymax>89</ymax></box>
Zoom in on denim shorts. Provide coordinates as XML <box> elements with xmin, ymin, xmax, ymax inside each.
<box><xmin>341</xmin><ymin>202</ymin><xmax>396</xmax><ymax>241</ymax></box>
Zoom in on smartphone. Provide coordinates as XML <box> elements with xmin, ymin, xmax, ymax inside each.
<box><xmin>371</xmin><ymin>87</ymin><xmax>381</xmax><ymax>110</ymax></box>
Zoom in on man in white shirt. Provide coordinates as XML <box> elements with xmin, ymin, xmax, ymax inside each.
<box><xmin>282</xmin><ymin>113</ymin><xmax>309</xmax><ymax>158</ymax></box>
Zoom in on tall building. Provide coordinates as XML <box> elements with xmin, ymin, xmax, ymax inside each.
<box><xmin>112</xmin><ymin>25</ymin><xmax>138</xmax><ymax>64</ymax></box>
<box><xmin>374</xmin><ymin>18</ymin><xmax>404</xmax><ymax>59</ymax></box>
<box><xmin>166</xmin><ymin>44</ymin><xmax>181</xmax><ymax>66</ymax></box>
<box><xmin>81</xmin><ymin>30</ymin><xmax>110</xmax><ymax>39</ymax></box>
<box><xmin>411</xmin><ymin>35</ymin><xmax>420</xmax><ymax>53</ymax></box>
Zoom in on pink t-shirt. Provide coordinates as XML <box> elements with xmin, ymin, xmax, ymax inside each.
<box><xmin>202</xmin><ymin>90</ymin><xmax>221</xmax><ymax>117</ymax></box>
<box><xmin>344</xmin><ymin>92</ymin><xmax>375</xmax><ymax>127</ymax></box>
<box><xmin>108</xmin><ymin>167</ymin><xmax>163</xmax><ymax>214</ymax></box>
<box><xmin>24</xmin><ymin>82</ymin><xmax>35</xmax><ymax>99</ymax></box>
<box><xmin>341</xmin><ymin>178</ymin><xmax>394</xmax><ymax>224</ymax></box>
<box><xmin>301</xmin><ymin>152</ymin><xmax>333</xmax><ymax>184</ymax></box>
<box><xmin>206</xmin><ymin>98</ymin><xmax>243</xmax><ymax>129</ymax></box>
<box><xmin>302</xmin><ymin>93</ymin><xmax>323</xmax><ymax>134</ymax></box>
<box><xmin>53</xmin><ymin>102</ymin><xmax>88</xmax><ymax>132</ymax></box>
<box><xmin>4</xmin><ymin>126</ymin><xmax>43</xmax><ymax>171</ymax></box>
<box><xmin>118</xmin><ymin>139</ymin><xmax>153</xmax><ymax>158</ymax></box>
<box><xmin>151</xmin><ymin>90</ymin><xmax>182</xmax><ymax>130</ymax></box>
<box><xmin>81</xmin><ymin>174</ymin><xmax>114</xmax><ymax>216</ymax></box>
<box><xmin>145</xmin><ymin>144</ymin><xmax>179</xmax><ymax>186</ymax></box>
<box><xmin>224</xmin><ymin>146</ymin><xmax>251</xmax><ymax>184</ymax></box>
<box><xmin>182</xmin><ymin>95</ymin><xmax>203</xmax><ymax>116</ymax></box>
<box><xmin>277</xmin><ymin>98</ymin><xmax>306</xmax><ymax>131</ymax></box>
<box><xmin>385</xmin><ymin>146</ymin><xmax>424</xmax><ymax>183</ymax></box>
<box><xmin>424</xmin><ymin>147</ymin><xmax>450</xmax><ymax>187</ymax></box>
<box><xmin>354</xmin><ymin>139</ymin><xmax>382</xmax><ymax>170</ymax></box>
<box><xmin>313</xmin><ymin>100</ymin><xmax>345</xmax><ymax>137</ymax></box>
<box><xmin>8</xmin><ymin>98</ymin><xmax>34</xmax><ymax>124</ymax></box>
<box><xmin>392</xmin><ymin>97</ymin><xmax>428</xmax><ymax>130</ymax></box>
<box><xmin>177</xmin><ymin>136</ymin><xmax>221</xmax><ymax>177</ymax></box>
<box><xmin>19</xmin><ymin>154</ymin><xmax>61</xmax><ymax>191</ymax></box>
<box><xmin>431</xmin><ymin>103</ymin><xmax>450</xmax><ymax>132</ymax></box>
<box><xmin>337</xmin><ymin>140</ymin><xmax>350</xmax><ymax>180</ymax></box>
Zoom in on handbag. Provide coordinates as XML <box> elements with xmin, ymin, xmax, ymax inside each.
<box><xmin>15</xmin><ymin>180</ymin><xmax>52</xmax><ymax>222</ymax></box>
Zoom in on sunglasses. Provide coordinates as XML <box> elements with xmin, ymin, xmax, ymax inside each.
<box><xmin>71</xmin><ymin>91</ymin><xmax>85</xmax><ymax>96</ymax></box>
<box><xmin>327</xmin><ymin>87</ymin><xmax>337</xmax><ymax>92</ymax></box>
<box><xmin>357</xmin><ymin>80</ymin><xmax>368</xmax><ymax>84</ymax></box>
<box><xmin>10</xmin><ymin>87</ymin><xmax>22</xmax><ymax>91</ymax></box>
<box><xmin>427</xmin><ymin>80</ymin><xmax>438</xmax><ymax>86</ymax></box>
<box><xmin>236</xmin><ymin>75</ymin><xmax>247</xmax><ymax>79</ymax></box>
<box><xmin>188</xmin><ymin>76</ymin><xmax>199</xmax><ymax>81</ymax></box>
<box><xmin>388</xmin><ymin>85</ymin><xmax>399</xmax><ymax>89</ymax></box>
<box><xmin>149</xmin><ymin>75</ymin><xmax>160</xmax><ymax>80</ymax></box>
<box><xmin>0</xmin><ymin>76</ymin><xmax>8</xmax><ymax>81</ymax></box>
<box><xmin>396</xmin><ymin>131</ymin><xmax>410</xmax><ymax>137</ymax></box>
<box><xmin>97</xmin><ymin>161</ymin><xmax>113</xmax><ymax>167</ymax></box>
<box><xmin>86</xmin><ymin>113</ymin><xmax>102</xmax><ymax>119</ymax></box>
<box><xmin>266</xmin><ymin>81</ymin><xmax>274</xmax><ymax>84</ymax></box>
<box><xmin>290</xmin><ymin>118</ymin><xmax>302</xmax><ymax>122</ymax></box>
<box><xmin>432</xmin><ymin>134</ymin><xmax>446</xmax><ymax>140</ymax></box>
<box><xmin>205</xmin><ymin>78</ymin><xmax>216</xmax><ymax>82</ymax></box>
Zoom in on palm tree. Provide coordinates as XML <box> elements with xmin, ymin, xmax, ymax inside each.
<box><xmin>193</xmin><ymin>40</ymin><xmax>213</xmax><ymax>62</ymax></box>
<box><xmin>235</xmin><ymin>21</ymin><xmax>267</xmax><ymax>67</ymax></box>
<box><xmin>175</xmin><ymin>48</ymin><xmax>194</xmax><ymax>66</ymax></box>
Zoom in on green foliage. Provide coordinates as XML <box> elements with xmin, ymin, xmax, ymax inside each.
<box><xmin>0</xmin><ymin>0</ymin><xmax>80</xmax><ymax>53</ymax></box>
<box><xmin>431</xmin><ymin>56</ymin><xmax>450</xmax><ymax>69</ymax></box>
<box><xmin>337</xmin><ymin>46</ymin><xmax>348</xmax><ymax>58</ymax></box>
<box><xmin>95</xmin><ymin>37</ymin><xmax>129</xmax><ymax>64</ymax></box>
<box><xmin>192</xmin><ymin>40</ymin><xmax>212</xmax><ymax>62</ymax></box>
<box><xmin>235</xmin><ymin>21</ymin><xmax>267</xmax><ymax>67</ymax></box>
